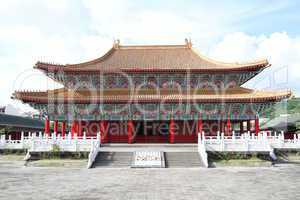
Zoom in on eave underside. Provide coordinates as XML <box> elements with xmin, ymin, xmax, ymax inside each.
<box><xmin>13</xmin><ymin>87</ymin><xmax>291</xmax><ymax>104</ymax></box>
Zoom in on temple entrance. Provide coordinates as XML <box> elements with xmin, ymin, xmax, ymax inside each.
<box><xmin>134</xmin><ymin>121</ymin><xmax>169</xmax><ymax>143</ymax></box>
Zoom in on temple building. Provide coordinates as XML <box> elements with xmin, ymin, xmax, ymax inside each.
<box><xmin>13</xmin><ymin>39</ymin><xmax>291</xmax><ymax>143</ymax></box>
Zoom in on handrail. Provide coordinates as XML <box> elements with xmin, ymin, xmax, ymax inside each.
<box><xmin>87</xmin><ymin>134</ymin><xmax>101</xmax><ymax>169</ymax></box>
<box><xmin>198</xmin><ymin>133</ymin><xmax>209</xmax><ymax>168</ymax></box>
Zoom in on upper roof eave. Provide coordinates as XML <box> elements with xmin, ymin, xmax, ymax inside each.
<box><xmin>33</xmin><ymin>40</ymin><xmax>270</xmax><ymax>73</ymax></box>
<box><xmin>34</xmin><ymin>61</ymin><xmax>270</xmax><ymax>73</ymax></box>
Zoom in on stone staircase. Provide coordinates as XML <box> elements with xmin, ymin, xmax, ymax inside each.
<box><xmin>92</xmin><ymin>152</ymin><xmax>132</xmax><ymax>168</ymax></box>
<box><xmin>92</xmin><ymin>144</ymin><xmax>204</xmax><ymax>168</ymax></box>
<box><xmin>164</xmin><ymin>152</ymin><xmax>204</xmax><ymax>168</ymax></box>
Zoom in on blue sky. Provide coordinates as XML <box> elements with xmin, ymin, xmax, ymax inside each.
<box><xmin>0</xmin><ymin>0</ymin><xmax>299</xmax><ymax>114</ymax></box>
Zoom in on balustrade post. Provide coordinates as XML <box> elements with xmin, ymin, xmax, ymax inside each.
<box><xmin>232</xmin><ymin>131</ymin><xmax>235</xmax><ymax>140</ymax></box>
<box><xmin>217</xmin><ymin>131</ymin><xmax>220</xmax><ymax>140</ymax></box>
<box><xmin>97</xmin><ymin>132</ymin><xmax>100</xmax><ymax>141</ymax></box>
<box><xmin>201</xmin><ymin>131</ymin><xmax>205</xmax><ymax>145</ymax></box>
<box><xmin>21</xmin><ymin>131</ymin><xmax>24</xmax><ymax>141</ymax></box>
<box><xmin>83</xmin><ymin>132</ymin><xmax>86</xmax><ymax>141</ymax></box>
<box><xmin>281</xmin><ymin>131</ymin><xmax>285</xmax><ymax>140</ymax></box>
<box><xmin>68</xmin><ymin>132</ymin><xmax>72</xmax><ymax>140</ymax></box>
<box><xmin>221</xmin><ymin>132</ymin><xmax>224</xmax><ymax>151</ymax></box>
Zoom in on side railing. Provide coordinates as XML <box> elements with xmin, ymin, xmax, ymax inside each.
<box><xmin>199</xmin><ymin>131</ymin><xmax>300</xmax><ymax>154</ymax></box>
<box><xmin>87</xmin><ymin>136</ymin><xmax>101</xmax><ymax>169</ymax></box>
<box><xmin>0</xmin><ymin>131</ymin><xmax>101</xmax><ymax>152</ymax></box>
<box><xmin>197</xmin><ymin>133</ymin><xmax>209</xmax><ymax>168</ymax></box>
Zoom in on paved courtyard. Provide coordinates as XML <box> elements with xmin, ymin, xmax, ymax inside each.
<box><xmin>0</xmin><ymin>158</ymin><xmax>299</xmax><ymax>200</ymax></box>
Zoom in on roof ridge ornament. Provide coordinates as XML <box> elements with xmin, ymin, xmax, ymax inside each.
<box><xmin>113</xmin><ymin>39</ymin><xmax>120</xmax><ymax>49</ymax></box>
<box><xmin>185</xmin><ymin>38</ymin><xmax>192</xmax><ymax>48</ymax></box>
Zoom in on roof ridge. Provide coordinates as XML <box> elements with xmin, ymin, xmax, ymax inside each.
<box><xmin>118</xmin><ymin>44</ymin><xmax>188</xmax><ymax>50</ymax></box>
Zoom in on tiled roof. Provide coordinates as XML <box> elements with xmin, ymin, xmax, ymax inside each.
<box><xmin>0</xmin><ymin>113</ymin><xmax>44</xmax><ymax>129</ymax></box>
<box><xmin>13</xmin><ymin>87</ymin><xmax>291</xmax><ymax>104</ymax></box>
<box><xmin>35</xmin><ymin>40</ymin><xmax>269</xmax><ymax>73</ymax></box>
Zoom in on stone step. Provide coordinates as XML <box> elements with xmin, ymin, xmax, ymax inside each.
<box><xmin>165</xmin><ymin>152</ymin><xmax>204</xmax><ymax>168</ymax></box>
<box><xmin>93</xmin><ymin>151</ymin><xmax>204</xmax><ymax>168</ymax></box>
<box><xmin>93</xmin><ymin>152</ymin><xmax>132</xmax><ymax>168</ymax></box>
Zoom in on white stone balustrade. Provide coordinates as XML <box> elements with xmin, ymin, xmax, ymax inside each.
<box><xmin>0</xmin><ymin>131</ymin><xmax>101</xmax><ymax>152</ymax></box>
<box><xmin>87</xmin><ymin>138</ymin><xmax>101</xmax><ymax>168</ymax></box>
<box><xmin>198</xmin><ymin>131</ymin><xmax>300</xmax><ymax>153</ymax></box>
<box><xmin>1</xmin><ymin>131</ymin><xmax>300</xmax><ymax>153</ymax></box>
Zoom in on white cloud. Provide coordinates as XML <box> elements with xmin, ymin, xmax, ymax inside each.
<box><xmin>79</xmin><ymin>35</ymin><xmax>113</xmax><ymax>60</ymax></box>
<box><xmin>82</xmin><ymin>0</ymin><xmax>236</xmax><ymax>47</ymax></box>
<box><xmin>208</xmin><ymin>32</ymin><xmax>300</xmax><ymax>94</ymax></box>
<box><xmin>1</xmin><ymin>0</ymin><xmax>300</xmax><ymax>115</ymax></box>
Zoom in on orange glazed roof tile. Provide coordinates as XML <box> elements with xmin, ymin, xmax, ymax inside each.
<box><xmin>13</xmin><ymin>87</ymin><xmax>291</xmax><ymax>104</ymax></box>
<box><xmin>35</xmin><ymin>40</ymin><xmax>269</xmax><ymax>73</ymax></box>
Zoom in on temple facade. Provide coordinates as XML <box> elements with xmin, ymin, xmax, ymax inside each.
<box><xmin>13</xmin><ymin>39</ymin><xmax>291</xmax><ymax>143</ymax></box>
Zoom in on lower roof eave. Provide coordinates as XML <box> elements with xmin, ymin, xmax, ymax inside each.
<box><xmin>18</xmin><ymin>98</ymin><xmax>287</xmax><ymax>104</ymax></box>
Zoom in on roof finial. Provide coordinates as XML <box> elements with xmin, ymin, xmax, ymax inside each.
<box><xmin>185</xmin><ymin>38</ymin><xmax>192</xmax><ymax>48</ymax></box>
<box><xmin>113</xmin><ymin>39</ymin><xmax>120</xmax><ymax>48</ymax></box>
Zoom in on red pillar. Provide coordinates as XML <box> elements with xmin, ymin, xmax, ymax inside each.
<box><xmin>77</xmin><ymin>121</ymin><xmax>83</xmax><ymax>137</ymax></box>
<box><xmin>100</xmin><ymin>120</ymin><xmax>107</xmax><ymax>143</ymax></box>
<box><xmin>71</xmin><ymin>120</ymin><xmax>77</xmax><ymax>138</ymax></box>
<box><xmin>247</xmin><ymin>120</ymin><xmax>251</xmax><ymax>133</ymax></box>
<box><xmin>53</xmin><ymin>120</ymin><xmax>58</xmax><ymax>135</ymax></box>
<box><xmin>61</xmin><ymin>121</ymin><xmax>66</xmax><ymax>138</ymax></box>
<box><xmin>197</xmin><ymin>116</ymin><xmax>203</xmax><ymax>135</ymax></box>
<box><xmin>44</xmin><ymin>117</ymin><xmax>50</xmax><ymax>136</ymax></box>
<box><xmin>227</xmin><ymin>114</ymin><xmax>231</xmax><ymax>136</ymax></box>
<box><xmin>255</xmin><ymin>115</ymin><xmax>260</xmax><ymax>136</ymax></box>
<box><xmin>240</xmin><ymin>121</ymin><xmax>244</xmax><ymax>134</ymax></box>
<box><xmin>127</xmin><ymin>120</ymin><xmax>134</xmax><ymax>144</ymax></box>
<box><xmin>169</xmin><ymin>118</ymin><xmax>175</xmax><ymax>143</ymax></box>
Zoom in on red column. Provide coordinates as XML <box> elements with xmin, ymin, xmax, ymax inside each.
<box><xmin>78</xmin><ymin>121</ymin><xmax>82</xmax><ymax>137</ymax></box>
<box><xmin>227</xmin><ymin>114</ymin><xmax>231</xmax><ymax>136</ymax></box>
<box><xmin>61</xmin><ymin>121</ymin><xmax>66</xmax><ymax>138</ymax></box>
<box><xmin>127</xmin><ymin>120</ymin><xmax>134</xmax><ymax>144</ymax></box>
<box><xmin>71</xmin><ymin>120</ymin><xmax>77</xmax><ymax>138</ymax></box>
<box><xmin>240</xmin><ymin>121</ymin><xmax>244</xmax><ymax>134</ymax></box>
<box><xmin>197</xmin><ymin>117</ymin><xmax>203</xmax><ymax>135</ymax></box>
<box><xmin>255</xmin><ymin>115</ymin><xmax>260</xmax><ymax>136</ymax></box>
<box><xmin>169</xmin><ymin>118</ymin><xmax>175</xmax><ymax>143</ymax></box>
<box><xmin>44</xmin><ymin>117</ymin><xmax>50</xmax><ymax>136</ymax></box>
<box><xmin>53</xmin><ymin>120</ymin><xmax>58</xmax><ymax>135</ymax></box>
<box><xmin>76</xmin><ymin>121</ymin><xmax>80</xmax><ymax>137</ymax></box>
<box><xmin>100</xmin><ymin>120</ymin><xmax>106</xmax><ymax>143</ymax></box>
<box><xmin>247</xmin><ymin>120</ymin><xmax>251</xmax><ymax>133</ymax></box>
